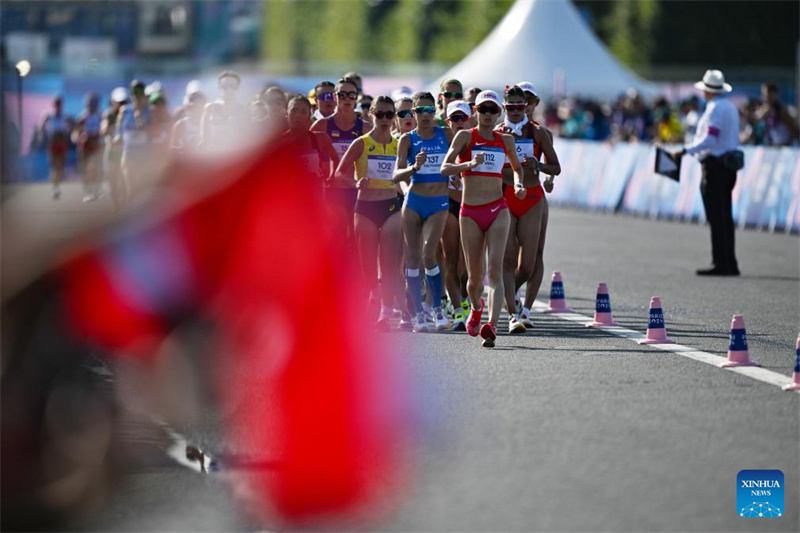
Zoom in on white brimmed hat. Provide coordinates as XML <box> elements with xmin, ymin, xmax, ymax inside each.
<box><xmin>694</xmin><ymin>69</ymin><xmax>732</xmax><ymax>93</ymax></box>
<box><xmin>447</xmin><ymin>100</ymin><xmax>472</xmax><ymax>118</ymax></box>
<box><xmin>515</xmin><ymin>81</ymin><xmax>538</xmax><ymax>98</ymax></box>
<box><xmin>110</xmin><ymin>87</ymin><xmax>128</xmax><ymax>103</ymax></box>
<box><xmin>475</xmin><ymin>90</ymin><xmax>502</xmax><ymax>108</ymax></box>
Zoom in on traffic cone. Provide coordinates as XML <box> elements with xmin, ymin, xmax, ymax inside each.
<box><xmin>587</xmin><ymin>283</ymin><xmax>620</xmax><ymax>327</ymax></box>
<box><xmin>719</xmin><ymin>315</ymin><xmax>758</xmax><ymax>368</ymax></box>
<box><xmin>637</xmin><ymin>296</ymin><xmax>674</xmax><ymax>344</ymax></box>
<box><xmin>543</xmin><ymin>271</ymin><xmax>573</xmax><ymax>313</ymax></box>
<box><xmin>782</xmin><ymin>334</ymin><xmax>800</xmax><ymax>391</ymax></box>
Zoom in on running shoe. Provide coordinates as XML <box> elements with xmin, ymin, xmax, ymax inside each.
<box><xmin>397</xmin><ymin>311</ymin><xmax>413</xmax><ymax>330</ymax></box>
<box><xmin>375</xmin><ymin>309</ymin><xmax>391</xmax><ymax>332</ymax></box>
<box><xmin>412</xmin><ymin>312</ymin><xmax>428</xmax><ymax>333</ymax></box>
<box><xmin>520</xmin><ymin>309</ymin><xmax>534</xmax><ymax>328</ymax></box>
<box><xmin>466</xmin><ymin>298</ymin><xmax>484</xmax><ymax>337</ymax></box>
<box><xmin>451</xmin><ymin>310</ymin><xmax>466</xmax><ymax>331</ymax></box>
<box><xmin>433</xmin><ymin>306</ymin><xmax>451</xmax><ymax>331</ymax></box>
<box><xmin>508</xmin><ymin>315</ymin><xmax>526</xmax><ymax>334</ymax></box>
<box><xmin>480</xmin><ymin>322</ymin><xmax>497</xmax><ymax>348</ymax></box>
<box><xmin>460</xmin><ymin>299</ymin><xmax>470</xmax><ymax>315</ymax></box>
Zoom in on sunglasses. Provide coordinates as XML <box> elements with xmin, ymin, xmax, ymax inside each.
<box><xmin>442</xmin><ymin>91</ymin><xmax>463</xmax><ymax>99</ymax></box>
<box><xmin>337</xmin><ymin>91</ymin><xmax>358</xmax><ymax>100</ymax></box>
<box><xmin>413</xmin><ymin>106</ymin><xmax>436</xmax><ymax>115</ymax></box>
<box><xmin>360</xmin><ymin>102</ymin><xmax>373</xmax><ymax>110</ymax></box>
<box><xmin>476</xmin><ymin>105</ymin><xmax>500</xmax><ymax>115</ymax></box>
<box><xmin>317</xmin><ymin>92</ymin><xmax>335</xmax><ymax>102</ymax></box>
<box><xmin>448</xmin><ymin>114</ymin><xmax>469</xmax><ymax>122</ymax></box>
<box><xmin>397</xmin><ymin>109</ymin><xmax>414</xmax><ymax>119</ymax></box>
<box><xmin>504</xmin><ymin>103</ymin><xmax>527</xmax><ymax>111</ymax></box>
<box><xmin>132</xmin><ymin>88</ymin><xmax>145</xmax><ymax>96</ymax></box>
<box><xmin>373</xmin><ymin>110</ymin><xmax>395</xmax><ymax>119</ymax></box>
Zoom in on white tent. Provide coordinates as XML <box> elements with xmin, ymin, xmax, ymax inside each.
<box><xmin>429</xmin><ymin>0</ymin><xmax>660</xmax><ymax>100</ymax></box>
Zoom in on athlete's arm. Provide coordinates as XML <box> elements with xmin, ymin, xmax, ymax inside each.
<box><xmin>441</xmin><ymin>130</ymin><xmax>481</xmax><ymax>176</ymax></box>
<box><xmin>334</xmin><ymin>137</ymin><xmax>364</xmax><ymax>187</ymax></box>
<box><xmin>392</xmin><ymin>134</ymin><xmax>419</xmax><ymax>184</ymax></box>
<box><xmin>310</xmin><ymin>117</ymin><xmax>326</xmax><ymax>132</ymax></box>
<box><xmin>502</xmin><ymin>134</ymin><xmax>526</xmax><ymax>198</ymax></box>
<box><xmin>113</xmin><ymin>106</ymin><xmax>127</xmax><ymax>143</ymax></box>
<box><xmin>535</xmin><ymin>126</ymin><xmax>561</xmax><ymax>176</ymax></box>
<box><xmin>314</xmin><ymin>132</ymin><xmax>339</xmax><ymax>183</ymax></box>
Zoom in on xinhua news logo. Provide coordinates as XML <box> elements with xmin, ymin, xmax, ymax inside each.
<box><xmin>737</xmin><ymin>470</ymin><xmax>784</xmax><ymax>517</ymax></box>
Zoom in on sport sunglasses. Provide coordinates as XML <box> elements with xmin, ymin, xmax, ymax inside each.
<box><xmin>442</xmin><ymin>91</ymin><xmax>463</xmax><ymax>99</ymax></box>
<box><xmin>336</xmin><ymin>91</ymin><xmax>359</xmax><ymax>100</ymax></box>
<box><xmin>504</xmin><ymin>103</ymin><xmax>527</xmax><ymax>111</ymax></box>
<box><xmin>397</xmin><ymin>110</ymin><xmax>414</xmax><ymax>118</ymax></box>
<box><xmin>448</xmin><ymin>114</ymin><xmax>469</xmax><ymax>122</ymax></box>
<box><xmin>476</xmin><ymin>105</ymin><xmax>500</xmax><ymax>115</ymax></box>
<box><xmin>373</xmin><ymin>110</ymin><xmax>395</xmax><ymax>119</ymax></box>
<box><xmin>413</xmin><ymin>106</ymin><xmax>436</xmax><ymax>115</ymax></box>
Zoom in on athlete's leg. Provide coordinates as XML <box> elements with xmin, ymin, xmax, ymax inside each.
<box><xmin>524</xmin><ymin>197</ymin><xmax>549</xmax><ymax>309</ymax></box>
<box><xmin>441</xmin><ymin>211</ymin><xmax>463</xmax><ymax>306</ymax></box>
<box><xmin>459</xmin><ymin>216</ymin><xmax>486</xmax><ymax>308</ymax></box>
<box><xmin>514</xmin><ymin>200</ymin><xmax>545</xmax><ymax>291</ymax></box>
<box><xmin>503</xmin><ymin>214</ymin><xmax>520</xmax><ymax>314</ymax></box>
<box><xmin>379</xmin><ymin>211</ymin><xmax>405</xmax><ymax>314</ymax></box>
<box><xmin>354</xmin><ymin>212</ymin><xmax>380</xmax><ymax>305</ymax></box>
<box><xmin>401</xmin><ymin>206</ymin><xmax>424</xmax><ymax>314</ymax></box>
<box><xmin>486</xmin><ymin>209</ymin><xmax>511</xmax><ymax>326</ymax></box>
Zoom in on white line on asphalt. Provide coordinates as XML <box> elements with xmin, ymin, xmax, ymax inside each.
<box><xmin>532</xmin><ymin>301</ymin><xmax>800</xmax><ymax>394</ymax></box>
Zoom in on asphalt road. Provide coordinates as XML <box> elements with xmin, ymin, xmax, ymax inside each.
<box><xmin>4</xmin><ymin>183</ymin><xmax>799</xmax><ymax>532</ymax></box>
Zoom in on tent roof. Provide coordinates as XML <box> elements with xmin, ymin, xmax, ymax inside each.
<box><xmin>429</xmin><ymin>0</ymin><xmax>659</xmax><ymax>100</ymax></box>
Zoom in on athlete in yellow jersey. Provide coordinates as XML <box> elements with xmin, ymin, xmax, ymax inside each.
<box><xmin>335</xmin><ymin>96</ymin><xmax>406</xmax><ymax>330</ymax></box>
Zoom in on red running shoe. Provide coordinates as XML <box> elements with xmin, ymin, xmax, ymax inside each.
<box><xmin>480</xmin><ymin>322</ymin><xmax>497</xmax><ymax>347</ymax></box>
<box><xmin>466</xmin><ymin>298</ymin><xmax>484</xmax><ymax>337</ymax></box>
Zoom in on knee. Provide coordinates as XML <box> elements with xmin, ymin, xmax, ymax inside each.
<box><xmin>487</xmin><ymin>266</ymin><xmax>503</xmax><ymax>286</ymax></box>
<box><xmin>517</xmin><ymin>264</ymin><xmax>533</xmax><ymax>281</ymax></box>
<box><xmin>421</xmin><ymin>247</ymin><xmax>437</xmax><ymax>268</ymax></box>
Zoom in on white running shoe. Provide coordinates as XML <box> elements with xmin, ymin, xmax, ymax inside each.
<box><xmin>509</xmin><ymin>315</ymin><xmax>526</xmax><ymax>334</ymax></box>
<box><xmin>520</xmin><ymin>309</ymin><xmax>534</xmax><ymax>328</ymax></box>
<box><xmin>412</xmin><ymin>312</ymin><xmax>428</xmax><ymax>333</ymax></box>
<box><xmin>433</xmin><ymin>307</ymin><xmax>451</xmax><ymax>331</ymax></box>
<box><xmin>397</xmin><ymin>311</ymin><xmax>413</xmax><ymax>330</ymax></box>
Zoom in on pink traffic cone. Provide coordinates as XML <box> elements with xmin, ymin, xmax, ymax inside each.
<box><xmin>587</xmin><ymin>283</ymin><xmax>620</xmax><ymax>327</ymax></box>
<box><xmin>543</xmin><ymin>271</ymin><xmax>573</xmax><ymax>313</ymax></box>
<box><xmin>782</xmin><ymin>334</ymin><xmax>800</xmax><ymax>391</ymax></box>
<box><xmin>719</xmin><ymin>315</ymin><xmax>758</xmax><ymax>368</ymax></box>
<box><xmin>637</xmin><ymin>296</ymin><xmax>674</xmax><ymax>344</ymax></box>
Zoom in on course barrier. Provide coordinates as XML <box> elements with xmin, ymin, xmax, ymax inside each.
<box><xmin>548</xmin><ymin>139</ymin><xmax>800</xmax><ymax>234</ymax></box>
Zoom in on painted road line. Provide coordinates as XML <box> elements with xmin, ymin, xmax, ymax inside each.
<box><xmin>532</xmin><ymin>301</ymin><xmax>800</xmax><ymax>394</ymax></box>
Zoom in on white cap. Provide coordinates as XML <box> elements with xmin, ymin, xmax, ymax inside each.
<box><xmin>185</xmin><ymin>79</ymin><xmax>202</xmax><ymax>95</ymax></box>
<box><xmin>475</xmin><ymin>90</ymin><xmax>502</xmax><ymax>108</ymax></box>
<box><xmin>515</xmin><ymin>81</ymin><xmax>538</xmax><ymax>98</ymax></box>
<box><xmin>391</xmin><ymin>86</ymin><xmax>414</xmax><ymax>101</ymax></box>
<box><xmin>145</xmin><ymin>81</ymin><xmax>161</xmax><ymax>96</ymax></box>
<box><xmin>111</xmin><ymin>87</ymin><xmax>128</xmax><ymax>103</ymax></box>
<box><xmin>447</xmin><ymin>100</ymin><xmax>472</xmax><ymax>118</ymax></box>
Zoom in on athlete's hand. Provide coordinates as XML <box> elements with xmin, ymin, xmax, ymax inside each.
<box><xmin>471</xmin><ymin>152</ymin><xmax>485</xmax><ymax>168</ymax></box>
<box><xmin>414</xmin><ymin>149</ymin><xmax>427</xmax><ymax>170</ymax></box>
<box><xmin>521</xmin><ymin>155</ymin><xmax>538</xmax><ymax>169</ymax></box>
<box><xmin>514</xmin><ymin>183</ymin><xmax>527</xmax><ymax>200</ymax></box>
<box><xmin>357</xmin><ymin>177</ymin><xmax>371</xmax><ymax>189</ymax></box>
<box><xmin>544</xmin><ymin>176</ymin><xmax>554</xmax><ymax>193</ymax></box>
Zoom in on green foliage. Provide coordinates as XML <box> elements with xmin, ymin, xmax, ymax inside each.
<box><xmin>605</xmin><ymin>0</ymin><xmax>659</xmax><ymax>69</ymax></box>
<box><xmin>376</xmin><ymin>0</ymin><xmax>424</xmax><ymax>62</ymax></box>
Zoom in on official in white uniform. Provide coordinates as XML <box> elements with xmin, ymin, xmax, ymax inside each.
<box><xmin>675</xmin><ymin>70</ymin><xmax>741</xmax><ymax>276</ymax></box>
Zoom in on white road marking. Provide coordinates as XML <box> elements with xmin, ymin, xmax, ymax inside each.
<box><xmin>531</xmin><ymin>301</ymin><xmax>800</xmax><ymax>394</ymax></box>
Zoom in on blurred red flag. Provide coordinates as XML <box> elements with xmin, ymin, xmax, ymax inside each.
<box><xmin>60</xmin><ymin>138</ymin><xmax>411</xmax><ymax>523</ymax></box>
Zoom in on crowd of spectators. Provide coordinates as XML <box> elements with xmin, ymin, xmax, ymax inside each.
<box><xmin>540</xmin><ymin>82</ymin><xmax>799</xmax><ymax>147</ymax></box>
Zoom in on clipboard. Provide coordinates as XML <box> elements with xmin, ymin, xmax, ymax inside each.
<box><xmin>654</xmin><ymin>147</ymin><xmax>681</xmax><ymax>182</ymax></box>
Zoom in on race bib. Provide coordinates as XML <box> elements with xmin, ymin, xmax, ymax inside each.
<box><xmin>418</xmin><ymin>152</ymin><xmax>444</xmax><ymax>175</ymax></box>
<box><xmin>367</xmin><ymin>155</ymin><xmax>395</xmax><ymax>181</ymax></box>
<box><xmin>471</xmin><ymin>146</ymin><xmax>505</xmax><ymax>174</ymax></box>
<box><xmin>333</xmin><ymin>142</ymin><xmax>351</xmax><ymax>157</ymax></box>
<box><xmin>515</xmin><ymin>139</ymin><xmax>534</xmax><ymax>160</ymax></box>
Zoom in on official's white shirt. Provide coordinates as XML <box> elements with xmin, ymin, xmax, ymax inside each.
<box><xmin>685</xmin><ymin>96</ymin><xmax>739</xmax><ymax>159</ymax></box>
